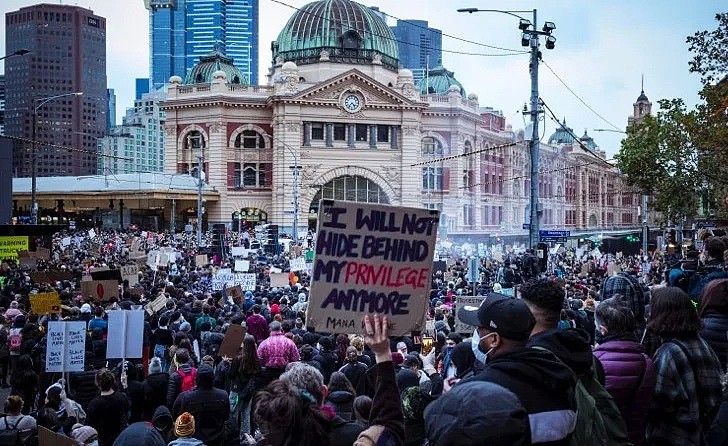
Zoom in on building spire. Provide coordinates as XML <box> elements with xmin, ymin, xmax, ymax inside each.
<box><xmin>641</xmin><ymin>73</ymin><xmax>644</xmax><ymax>94</ymax></box>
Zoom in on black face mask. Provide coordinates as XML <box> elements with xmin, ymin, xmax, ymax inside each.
<box><xmin>594</xmin><ymin>328</ymin><xmax>606</xmax><ymax>345</ymax></box>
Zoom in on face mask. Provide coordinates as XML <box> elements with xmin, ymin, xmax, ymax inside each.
<box><xmin>471</xmin><ymin>329</ymin><xmax>496</xmax><ymax>364</ymax></box>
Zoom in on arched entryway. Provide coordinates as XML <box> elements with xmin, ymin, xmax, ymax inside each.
<box><xmin>588</xmin><ymin>213</ymin><xmax>598</xmax><ymax>227</ymax></box>
<box><xmin>308</xmin><ymin>175</ymin><xmax>390</xmax><ymax>228</ymax></box>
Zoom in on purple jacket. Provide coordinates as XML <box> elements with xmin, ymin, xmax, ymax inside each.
<box><xmin>594</xmin><ymin>339</ymin><xmax>657</xmax><ymax>446</ymax></box>
<box><xmin>246</xmin><ymin>314</ymin><xmax>268</xmax><ymax>343</ymax></box>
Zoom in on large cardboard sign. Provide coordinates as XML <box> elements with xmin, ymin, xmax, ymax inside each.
<box><xmin>270</xmin><ymin>272</ymin><xmax>289</xmax><ymax>287</ymax></box>
<box><xmin>121</xmin><ymin>264</ymin><xmax>139</xmax><ymax>286</ymax></box>
<box><xmin>218</xmin><ymin>324</ymin><xmax>247</xmax><ymax>358</ymax></box>
<box><xmin>30</xmin><ymin>291</ymin><xmax>62</xmax><ymax>314</ymax></box>
<box><xmin>39</xmin><ymin>426</ymin><xmax>75</xmax><ymax>446</ymax></box>
<box><xmin>306</xmin><ymin>200</ymin><xmax>439</xmax><ymax>336</ymax></box>
<box><xmin>212</xmin><ymin>270</ymin><xmax>256</xmax><ymax>291</ymax></box>
<box><xmin>231</xmin><ymin>247</ymin><xmax>250</xmax><ymax>257</ymax></box>
<box><xmin>227</xmin><ymin>285</ymin><xmax>244</xmax><ymax>304</ymax></box>
<box><xmin>91</xmin><ymin>268</ymin><xmax>122</xmax><ymax>282</ymax></box>
<box><xmin>0</xmin><ymin>236</ymin><xmax>29</xmax><ymax>261</ymax></box>
<box><xmin>29</xmin><ymin>271</ymin><xmax>73</xmax><ymax>284</ymax></box>
<box><xmin>45</xmin><ymin>321</ymin><xmax>86</xmax><ymax>373</ymax></box>
<box><xmin>81</xmin><ymin>279</ymin><xmax>119</xmax><ymax>301</ymax></box>
<box><xmin>195</xmin><ymin>254</ymin><xmax>208</xmax><ymax>267</ymax></box>
<box><xmin>106</xmin><ymin>310</ymin><xmax>145</xmax><ymax>359</ymax></box>
<box><xmin>145</xmin><ymin>294</ymin><xmax>167</xmax><ymax>316</ymax></box>
<box><xmin>454</xmin><ymin>296</ymin><xmax>488</xmax><ymax>334</ymax></box>
<box><xmin>290</xmin><ymin>257</ymin><xmax>306</xmax><ymax>272</ymax></box>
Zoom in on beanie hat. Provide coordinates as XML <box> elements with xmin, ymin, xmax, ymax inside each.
<box><xmin>71</xmin><ymin>424</ymin><xmax>98</xmax><ymax>444</ymax></box>
<box><xmin>179</xmin><ymin>321</ymin><xmax>191</xmax><ymax>333</ymax></box>
<box><xmin>174</xmin><ymin>412</ymin><xmax>195</xmax><ymax>437</ymax></box>
<box><xmin>148</xmin><ymin>357</ymin><xmax>163</xmax><ymax>374</ymax></box>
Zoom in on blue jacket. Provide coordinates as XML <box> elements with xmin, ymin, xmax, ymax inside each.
<box><xmin>700</xmin><ymin>313</ymin><xmax>728</xmax><ymax>368</ymax></box>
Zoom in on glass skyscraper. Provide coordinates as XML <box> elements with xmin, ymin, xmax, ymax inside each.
<box><xmin>146</xmin><ymin>0</ymin><xmax>258</xmax><ymax>90</ymax></box>
<box><xmin>390</xmin><ymin>19</ymin><xmax>442</xmax><ymax>86</ymax></box>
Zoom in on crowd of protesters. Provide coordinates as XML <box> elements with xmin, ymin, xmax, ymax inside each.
<box><xmin>0</xmin><ymin>226</ymin><xmax>726</xmax><ymax>445</ymax></box>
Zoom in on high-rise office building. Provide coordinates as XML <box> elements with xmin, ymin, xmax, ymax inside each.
<box><xmin>5</xmin><ymin>4</ymin><xmax>107</xmax><ymax>177</ymax></box>
<box><xmin>98</xmin><ymin>91</ymin><xmax>167</xmax><ymax>174</ymax></box>
<box><xmin>390</xmin><ymin>19</ymin><xmax>442</xmax><ymax>86</ymax></box>
<box><xmin>0</xmin><ymin>75</ymin><xmax>6</xmax><ymax>135</ymax></box>
<box><xmin>107</xmin><ymin>88</ymin><xmax>116</xmax><ymax>131</ymax></box>
<box><xmin>136</xmin><ymin>78</ymin><xmax>151</xmax><ymax>100</ymax></box>
<box><xmin>146</xmin><ymin>0</ymin><xmax>259</xmax><ymax>90</ymax></box>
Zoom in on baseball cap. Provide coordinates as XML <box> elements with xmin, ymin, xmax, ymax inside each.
<box><xmin>457</xmin><ymin>293</ymin><xmax>535</xmax><ymax>341</ymax></box>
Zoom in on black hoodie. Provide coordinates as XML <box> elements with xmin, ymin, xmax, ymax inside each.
<box><xmin>463</xmin><ymin>346</ymin><xmax>577</xmax><ymax>446</ymax></box>
<box><xmin>527</xmin><ymin>328</ymin><xmax>601</xmax><ymax>379</ymax></box>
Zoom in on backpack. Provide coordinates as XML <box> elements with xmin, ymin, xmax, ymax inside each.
<box><xmin>177</xmin><ymin>367</ymin><xmax>197</xmax><ymax>392</ymax></box>
<box><xmin>7</xmin><ymin>332</ymin><xmax>22</xmax><ymax>353</ymax></box>
<box><xmin>0</xmin><ymin>416</ymin><xmax>25</xmax><ymax>446</ymax></box>
<box><xmin>534</xmin><ymin>347</ymin><xmax>630</xmax><ymax>446</ymax></box>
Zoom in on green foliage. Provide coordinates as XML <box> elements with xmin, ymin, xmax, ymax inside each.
<box><xmin>615</xmin><ymin>99</ymin><xmax>702</xmax><ymax>221</ymax></box>
<box><xmin>686</xmin><ymin>12</ymin><xmax>728</xmax><ymax>83</ymax></box>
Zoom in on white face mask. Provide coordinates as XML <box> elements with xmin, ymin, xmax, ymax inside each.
<box><xmin>471</xmin><ymin>329</ymin><xmax>496</xmax><ymax>364</ymax></box>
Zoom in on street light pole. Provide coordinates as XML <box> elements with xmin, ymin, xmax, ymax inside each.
<box><xmin>458</xmin><ymin>8</ymin><xmax>555</xmax><ymax>248</ymax></box>
<box><xmin>31</xmin><ymin>92</ymin><xmax>83</xmax><ymax>224</ymax></box>
<box><xmin>196</xmin><ymin>151</ymin><xmax>204</xmax><ymax>246</ymax></box>
<box><xmin>281</xmin><ymin>143</ymin><xmax>300</xmax><ymax>245</ymax></box>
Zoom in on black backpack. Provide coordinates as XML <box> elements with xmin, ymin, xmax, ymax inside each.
<box><xmin>0</xmin><ymin>416</ymin><xmax>25</xmax><ymax>446</ymax></box>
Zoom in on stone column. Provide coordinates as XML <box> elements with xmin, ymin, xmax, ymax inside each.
<box><xmin>347</xmin><ymin>124</ymin><xmax>355</xmax><ymax>148</ymax></box>
<box><xmin>325</xmin><ymin>123</ymin><xmax>333</xmax><ymax>147</ymax></box>
<box><xmin>369</xmin><ymin>125</ymin><xmax>377</xmax><ymax>149</ymax></box>
<box><xmin>303</xmin><ymin>122</ymin><xmax>311</xmax><ymax>146</ymax></box>
<box><xmin>390</xmin><ymin>126</ymin><xmax>399</xmax><ymax>150</ymax></box>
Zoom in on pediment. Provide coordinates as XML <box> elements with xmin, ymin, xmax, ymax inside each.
<box><xmin>290</xmin><ymin>69</ymin><xmax>422</xmax><ymax>109</ymax></box>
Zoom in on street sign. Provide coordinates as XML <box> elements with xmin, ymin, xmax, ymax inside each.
<box><xmin>539</xmin><ymin>230</ymin><xmax>570</xmax><ymax>243</ymax></box>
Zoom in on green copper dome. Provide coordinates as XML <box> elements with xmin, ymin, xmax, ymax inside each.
<box><xmin>579</xmin><ymin>130</ymin><xmax>598</xmax><ymax>150</ymax></box>
<box><xmin>185</xmin><ymin>50</ymin><xmax>247</xmax><ymax>85</ymax></box>
<box><xmin>548</xmin><ymin>118</ymin><xmax>576</xmax><ymax>145</ymax></box>
<box><xmin>272</xmin><ymin>0</ymin><xmax>399</xmax><ymax>70</ymax></box>
<box><xmin>419</xmin><ymin>65</ymin><xmax>466</xmax><ymax>98</ymax></box>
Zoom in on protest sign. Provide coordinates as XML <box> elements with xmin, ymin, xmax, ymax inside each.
<box><xmin>145</xmin><ymin>294</ymin><xmax>167</xmax><ymax>316</ymax></box>
<box><xmin>306</xmin><ymin>200</ymin><xmax>439</xmax><ymax>336</ymax></box>
<box><xmin>91</xmin><ymin>268</ymin><xmax>122</xmax><ymax>282</ymax></box>
<box><xmin>195</xmin><ymin>254</ymin><xmax>208</xmax><ymax>267</ymax></box>
<box><xmin>29</xmin><ymin>271</ymin><xmax>73</xmax><ymax>284</ymax></box>
<box><xmin>81</xmin><ymin>279</ymin><xmax>119</xmax><ymax>301</ymax></box>
<box><xmin>231</xmin><ymin>247</ymin><xmax>249</xmax><ymax>257</ymax></box>
<box><xmin>290</xmin><ymin>257</ymin><xmax>306</xmax><ymax>272</ymax></box>
<box><xmin>269</xmin><ymin>266</ymin><xmax>282</xmax><ymax>274</ymax></box>
<box><xmin>88</xmin><ymin>229</ymin><xmax>96</xmax><ymax>239</ymax></box>
<box><xmin>45</xmin><ymin>321</ymin><xmax>86</xmax><ymax>373</ymax></box>
<box><xmin>234</xmin><ymin>259</ymin><xmax>250</xmax><ymax>272</ymax></box>
<box><xmin>30</xmin><ymin>291</ymin><xmax>61</xmax><ymax>314</ymax></box>
<box><xmin>218</xmin><ymin>324</ymin><xmax>247</xmax><ymax>358</ymax></box>
<box><xmin>121</xmin><ymin>265</ymin><xmax>139</xmax><ymax>285</ymax></box>
<box><xmin>270</xmin><ymin>272</ymin><xmax>289</xmax><ymax>287</ymax></box>
<box><xmin>432</xmin><ymin>260</ymin><xmax>446</xmax><ymax>275</ymax></box>
<box><xmin>227</xmin><ymin>285</ymin><xmax>244</xmax><ymax>304</ymax></box>
<box><xmin>0</xmin><ymin>236</ymin><xmax>29</xmax><ymax>261</ymax></box>
<box><xmin>39</xmin><ymin>426</ymin><xmax>75</xmax><ymax>446</ymax></box>
<box><xmin>212</xmin><ymin>271</ymin><xmax>256</xmax><ymax>291</ymax></box>
<box><xmin>19</xmin><ymin>258</ymin><xmax>36</xmax><ymax>269</ymax></box>
<box><xmin>61</xmin><ymin>237</ymin><xmax>71</xmax><ymax>248</ymax></box>
<box><xmin>607</xmin><ymin>262</ymin><xmax>622</xmax><ymax>277</ymax></box>
<box><xmin>106</xmin><ymin>310</ymin><xmax>145</xmax><ymax>359</ymax></box>
<box><xmin>455</xmin><ymin>296</ymin><xmax>487</xmax><ymax>334</ymax></box>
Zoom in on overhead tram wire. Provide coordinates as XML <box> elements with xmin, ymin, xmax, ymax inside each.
<box><xmin>267</xmin><ymin>0</ymin><xmax>529</xmax><ymax>57</ymax></box>
<box><xmin>411</xmin><ymin>141</ymin><xmax>518</xmax><ymax>167</ymax></box>
<box><xmin>539</xmin><ymin>98</ymin><xmax>615</xmax><ymax>167</ymax></box>
<box><xmin>2</xmin><ymin>134</ymin><xmax>132</xmax><ymax>161</ymax></box>
<box><xmin>542</xmin><ymin>60</ymin><xmax>622</xmax><ymax>132</ymax></box>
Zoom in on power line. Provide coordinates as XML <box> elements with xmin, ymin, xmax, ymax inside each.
<box><xmin>541</xmin><ymin>60</ymin><xmax>622</xmax><ymax>131</ymax></box>
<box><xmin>1</xmin><ymin>134</ymin><xmax>132</xmax><ymax>161</ymax></box>
<box><xmin>267</xmin><ymin>0</ymin><xmax>529</xmax><ymax>58</ymax></box>
<box><xmin>411</xmin><ymin>141</ymin><xmax>517</xmax><ymax>166</ymax></box>
<box><xmin>376</xmin><ymin>8</ymin><xmax>524</xmax><ymax>53</ymax></box>
<box><xmin>539</xmin><ymin>98</ymin><xmax>614</xmax><ymax>167</ymax></box>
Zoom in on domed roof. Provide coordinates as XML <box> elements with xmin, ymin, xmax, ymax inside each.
<box><xmin>419</xmin><ymin>65</ymin><xmax>465</xmax><ymax>98</ymax></box>
<box><xmin>185</xmin><ymin>49</ymin><xmax>247</xmax><ymax>85</ymax></box>
<box><xmin>272</xmin><ymin>0</ymin><xmax>399</xmax><ymax>70</ymax></box>
<box><xmin>579</xmin><ymin>129</ymin><xmax>598</xmax><ymax>150</ymax></box>
<box><xmin>636</xmin><ymin>89</ymin><xmax>649</xmax><ymax>102</ymax></box>
<box><xmin>547</xmin><ymin>118</ymin><xmax>576</xmax><ymax>145</ymax></box>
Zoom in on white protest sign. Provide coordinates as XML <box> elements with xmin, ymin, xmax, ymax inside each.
<box><xmin>290</xmin><ymin>257</ymin><xmax>306</xmax><ymax>272</ymax></box>
<box><xmin>231</xmin><ymin>247</ymin><xmax>249</xmax><ymax>257</ymax></box>
<box><xmin>234</xmin><ymin>260</ymin><xmax>250</xmax><ymax>272</ymax></box>
<box><xmin>212</xmin><ymin>271</ymin><xmax>256</xmax><ymax>291</ymax></box>
<box><xmin>88</xmin><ymin>229</ymin><xmax>96</xmax><ymax>239</ymax></box>
<box><xmin>61</xmin><ymin>237</ymin><xmax>71</xmax><ymax>248</ymax></box>
<box><xmin>307</xmin><ymin>200</ymin><xmax>439</xmax><ymax>336</ymax></box>
<box><xmin>45</xmin><ymin>321</ymin><xmax>86</xmax><ymax>373</ymax></box>
<box><xmin>269</xmin><ymin>267</ymin><xmax>282</xmax><ymax>274</ymax></box>
<box><xmin>147</xmin><ymin>251</ymin><xmax>160</xmax><ymax>272</ymax></box>
<box><xmin>106</xmin><ymin>310</ymin><xmax>145</xmax><ymax>359</ymax></box>
<box><xmin>590</xmin><ymin>248</ymin><xmax>602</xmax><ymax>258</ymax></box>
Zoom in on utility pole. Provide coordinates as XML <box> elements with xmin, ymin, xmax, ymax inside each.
<box><xmin>641</xmin><ymin>194</ymin><xmax>648</xmax><ymax>255</ymax></box>
<box><xmin>196</xmin><ymin>152</ymin><xmax>204</xmax><ymax>246</ymax></box>
<box><xmin>457</xmin><ymin>8</ymin><xmax>555</xmax><ymax>248</ymax></box>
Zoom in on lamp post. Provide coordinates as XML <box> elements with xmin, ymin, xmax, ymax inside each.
<box><xmin>31</xmin><ymin>92</ymin><xmax>83</xmax><ymax>224</ymax></box>
<box><xmin>595</xmin><ymin>128</ymin><xmax>649</xmax><ymax>255</ymax></box>
<box><xmin>280</xmin><ymin>143</ymin><xmax>301</xmax><ymax>245</ymax></box>
<box><xmin>0</xmin><ymin>49</ymin><xmax>30</xmax><ymax>62</ymax></box>
<box><xmin>458</xmin><ymin>8</ymin><xmax>556</xmax><ymax>248</ymax></box>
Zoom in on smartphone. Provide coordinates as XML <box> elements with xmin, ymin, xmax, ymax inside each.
<box><xmin>421</xmin><ymin>336</ymin><xmax>434</xmax><ymax>356</ymax></box>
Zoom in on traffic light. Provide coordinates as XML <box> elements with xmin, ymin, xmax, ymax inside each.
<box><xmin>264</xmin><ymin>224</ymin><xmax>279</xmax><ymax>255</ymax></box>
<box><xmin>212</xmin><ymin>223</ymin><xmax>228</xmax><ymax>257</ymax></box>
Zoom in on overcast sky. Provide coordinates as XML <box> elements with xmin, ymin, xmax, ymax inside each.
<box><xmin>1</xmin><ymin>0</ymin><xmax>722</xmax><ymax>156</ymax></box>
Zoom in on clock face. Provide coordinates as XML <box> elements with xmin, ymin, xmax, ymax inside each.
<box><xmin>343</xmin><ymin>94</ymin><xmax>361</xmax><ymax>112</ymax></box>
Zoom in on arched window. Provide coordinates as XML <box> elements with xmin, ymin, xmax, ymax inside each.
<box><xmin>341</xmin><ymin>31</ymin><xmax>362</xmax><ymax>50</ymax></box>
<box><xmin>195</xmin><ymin>73</ymin><xmax>204</xmax><ymax>83</ymax></box>
<box><xmin>311</xmin><ymin>175</ymin><xmax>390</xmax><ymax>210</ymax></box>
<box><xmin>422</xmin><ymin>137</ymin><xmax>443</xmax><ymax>156</ymax></box>
<box><xmin>232</xmin><ymin>75</ymin><xmax>240</xmax><ymax>84</ymax></box>
<box><xmin>234</xmin><ymin>130</ymin><xmax>265</xmax><ymax>149</ymax></box>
